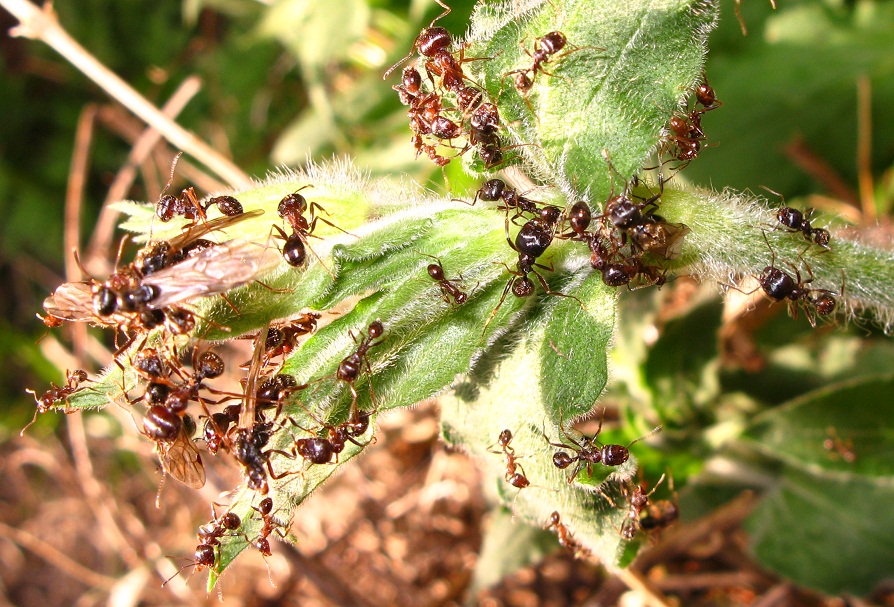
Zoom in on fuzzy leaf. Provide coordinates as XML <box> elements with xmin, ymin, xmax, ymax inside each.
<box><xmin>743</xmin><ymin>375</ymin><xmax>894</xmax><ymax>479</ymax></box>
<box><xmin>464</xmin><ymin>0</ymin><xmax>718</xmax><ymax>197</ymax></box>
<box><xmin>746</xmin><ymin>467</ymin><xmax>894</xmax><ymax>595</ymax></box>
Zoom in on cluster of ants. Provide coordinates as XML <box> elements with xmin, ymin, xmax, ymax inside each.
<box><xmin>488</xmin><ymin>415</ymin><xmax>678</xmax><ymax>554</ymax></box>
<box><xmin>387</xmin><ymin>0</ymin><xmax>592</xmax><ymax>168</ymax></box>
<box><xmin>25</xmin><ymin>0</ymin><xmax>848</xmax><ymax>583</ymax></box>
<box><xmin>31</xmin><ymin>175</ymin><xmax>391</xmax><ymax>582</ymax></box>
<box><xmin>379</xmin><ymin>0</ymin><xmax>844</xmax><ymax>552</ymax></box>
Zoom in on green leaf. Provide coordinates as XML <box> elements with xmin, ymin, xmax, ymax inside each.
<box><xmin>743</xmin><ymin>375</ymin><xmax>894</xmax><ymax>479</ymax></box>
<box><xmin>540</xmin><ymin>274</ymin><xmax>618</xmax><ymax>422</ymax></box>
<box><xmin>465</xmin><ymin>0</ymin><xmax>718</xmax><ymax>196</ymax></box>
<box><xmin>746</xmin><ymin>466</ymin><xmax>894</xmax><ymax>595</ymax></box>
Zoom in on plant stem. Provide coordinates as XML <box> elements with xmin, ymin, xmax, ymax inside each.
<box><xmin>0</xmin><ymin>0</ymin><xmax>252</xmax><ymax>189</ymax></box>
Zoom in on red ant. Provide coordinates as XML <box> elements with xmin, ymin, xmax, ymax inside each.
<box><xmin>274</xmin><ymin>186</ymin><xmax>350</xmax><ymax>274</ymax></box>
<box><xmin>488</xmin><ymin>429</ymin><xmax>530</xmax><ymax>489</ymax></box>
<box><xmin>619</xmin><ymin>473</ymin><xmax>668</xmax><ymax>540</ymax></box>
<box><xmin>824</xmin><ymin>427</ymin><xmax>856</xmax><ymax>463</ymax></box>
<box><xmin>546</xmin><ymin>511</ymin><xmax>589</xmax><ymax>557</ymax></box>
<box><xmin>22</xmin><ymin>369</ymin><xmax>91</xmax><ymax>434</ymax></box>
<box><xmin>503</xmin><ymin>31</ymin><xmax>602</xmax><ymax>110</ymax></box>
<box><xmin>163</xmin><ymin>507</ymin><xmax>241</xmax><ymax>586</ymax></box>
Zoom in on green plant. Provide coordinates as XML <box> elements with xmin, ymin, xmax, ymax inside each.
<box><xmin>22</xmin><ymin>0</ymin><xmax>894</xmax><ymax>600</ymax></box>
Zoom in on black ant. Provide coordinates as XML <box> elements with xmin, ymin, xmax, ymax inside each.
<box><xmin>232</xmin><ymin>420</ymin><xmax>295</xmax><ymax>495</ymax></box>
<box><xmin>22</xmin><ymin>369</ymin><xmax>90</xmax><ymax>433</ymax></box>
<box><xmin>763</xmin><ymin>187</ymin><xmax>831</xmax><ymax>249</ymax></box>
<box><xmin>599</xmin><ymin>256</ymin><xmax>668</xmax><ymax>289</ymax></box>
<box><xmin>333</xmin><ymin>320</ymin><xmax>385</xmax><ymax>419</ymax></box>
<box><xmin>544</xmin><ymin>411</ymin><xmax>662</xmax><ymax>483</ymax></box>
<box><xmin>423</xmin><ymin>254</ymin><xmax>469</xmax><ymax>304</ymax></box>
<box><xmin>546</xmin><ymin>511</ymin><xmax>589</xmax><ymax>557</ymax></box>
<box><xmin>753</xmin><ymin>233</ymin><xmax>838</xmax><ymax>325</ymax></box>
<box><xmin>485</xmin><ymin>205</ymin><xmax>581</xmax><ymax>331</ymax></box>
<box><xmin>383</xmin><ymin>0</ymin><xmax>453</xmax><ymax>80</ymax></box>
<box><xmin>488</xmin><ymin>429</ymin><xmax>530</xmax><ymax>489</ymax></box>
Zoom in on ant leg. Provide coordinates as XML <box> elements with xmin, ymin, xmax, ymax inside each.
<box><xmin>530</xmin><ymin>269</ymin><xmax>586</xmax><ymax>311</ymax></box>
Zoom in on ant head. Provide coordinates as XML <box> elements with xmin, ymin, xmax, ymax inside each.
<box><xmin>367</xmin><ymin>320</ymin><xmax>384</xmax><ymax>339</ymax></box>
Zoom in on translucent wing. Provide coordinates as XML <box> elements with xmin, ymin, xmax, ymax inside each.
<box><xmin>158</xmin><ymin>427</ymin><xmax>206</xmax><ymax>489</ymax></box>
<box><xmin>239</xmin><ymin>324</ymin><xmax>269</xmax><ymax>429</ymax></box>
<box><xmin>167</xmin><ymin>209</ymin><xmax>264</xmax><ymax>251</ymax></box>
<box><xmin>42</xmin><ymin>281</ymin><xmax>118</xmax><ymax>327</ymax></box>
<box><xmin>142</xmin><ymin>240</ymin><xmax>281</xmax><ymax>309</ymax></box>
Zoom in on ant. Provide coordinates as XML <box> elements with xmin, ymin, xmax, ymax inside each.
<box><xmin>232</xmin><ymin>420</ymin><xmax>295</xmax><ymax>495</ymax></box>
<box><xmin>753</xmin><ymin>233</ymin><xmax>838</xmax><ymax>326</ymax></box>
<box><xmin>557</xmin><ymin>201</ymin><xmax>592</xmax><ymax>240</ymax></box>
<box><xmin>488</xmin><ymin>429</ymin><xmax>530</xmax><ymax>489</ymax></box>
<box><xmin>546</xmin><ymin>511</ymin><xmax>588</xmax><ymax>557</ymax></box>
<box><xmin>694</xmin><ymin>74</ymin><xmax>721</xmax><ymax>112</ymax></box>
<box><xmin>163</xmin><ymin>508</ymin><xmax>241</xmax><ymax>587</ymax></box>
<box><xmin>485</xmin><ymin>205</ymin><xmax>581</xmax><ymax>331</ymax></box>
<box><xmin>22</xmin><ymin>369</ymin><xmax>90</xmax><ymax>433</ymax></box>
<box><xmin>598</xmin><ymin>255</ymin><xmax>668</xmax><ymax>289</ymax></box>
<box><xmin>544</xmin><ymin>411</ymin><xmax>662</xmax><ymax>483</ymax></box>
<box><xmin>246</xmin><ymin>497</ymin><xmax>289</xmax><ymax>557</ymax></box>
<box><xmin>627</xmin><ymin>216</ymin><xmax>691</xmax><ymax>261</ymax></box>
<box><xmin>333</xmin><ymin>320</ymin><xmax>385</xmax><ymax>419</ymax></box>
<box><xmin>503</xmin><ymin>31</ymin><xmax>601</xmax><ymax>109</ymax></box>
<box><xmin>203</xmin><ymin>194</ymin><xmax>244</xmax><ymax>217</ymax></box>
<box><xmin>394</xmin><ymin>66</ymin><xmax>422</xmax><ymax>105</ymax></box>
<box><xmin>763</xmin><ymin>187</ymin><xmax>831</xmax><ymax>249</ymax></box>
<box><xmin>274</xmin><ymin>186</ymin><xmax>350</xmax><ymax>273</ymax></box>
<box><xmin>203</xmin><ymin>403</ymin><xmax>241</xmax><ymax>455</ymax></box>
<box><xmin>422</xmin><ymin>254</ymin><xmax>469</xmax><ymax>305</ymax></box>
<box><xmin>619</xmin><ymin>473</ymin><xmax>668</xmax><ymax>540</ymax></box>
<box><xmin>639</xmin><ymin>497</ymin><xmax>679</xmax><ymax>535</ymax></box>
<box><xmin>383</xmin><ymin>0</ymin><xmax>453</xmax><ymax>80</ymax></box>
<box><xmin>824</xmin><ymin>427</ymin><xmax>856</xmax><ymax>463</ymax></box>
